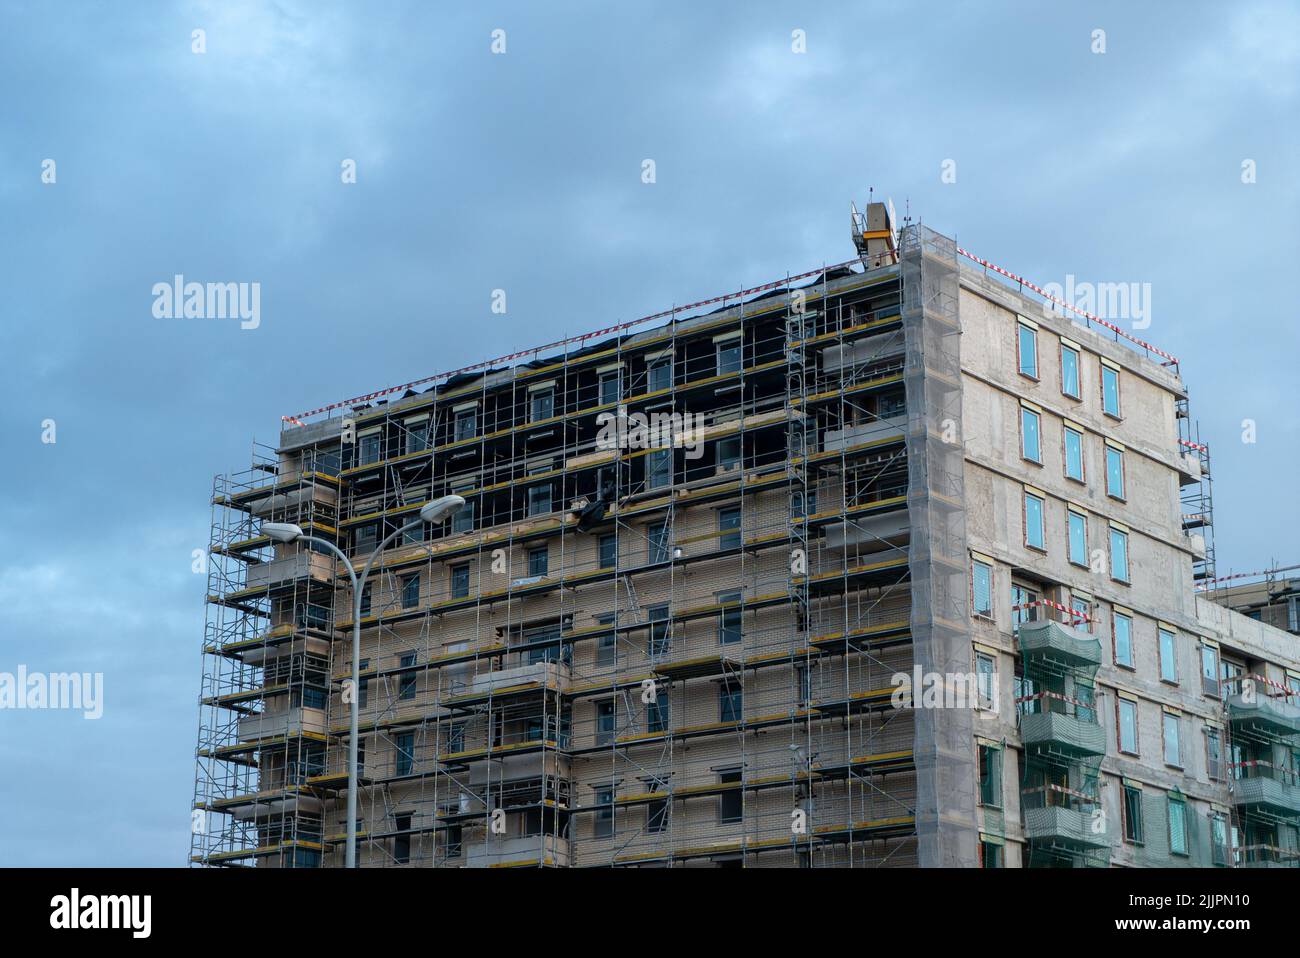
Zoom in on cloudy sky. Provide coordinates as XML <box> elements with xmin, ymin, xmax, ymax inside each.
<box><xmin>1</xmin><ymin>1</ymin><xmax>1296</xmax><ymax>865</ymax></box>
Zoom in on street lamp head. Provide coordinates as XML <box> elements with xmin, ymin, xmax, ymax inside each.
<box><xmin>420</xmin><ymin>494</ymin><xmax>467</xmax><ymax>525</ymax></box>
<box><xmin>263</xmin><ymin>522</ymin><xmax>304</xmax><ymax>543</ymax></box>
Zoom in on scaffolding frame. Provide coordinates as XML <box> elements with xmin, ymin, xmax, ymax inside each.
<box><xmin>193</xmin><ymin>247</ymin><xmax>948</xmax><ymax>867</ymax></box>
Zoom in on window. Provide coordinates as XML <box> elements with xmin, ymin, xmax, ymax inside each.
<box><xmin>406</xmin><ymin>419</ymin><xmax>431</xmax><ymax>454</ymax></box>
<box><xmin>1118</xmin><ymin>698</ymin><xmax>1139</xmax><ymax>755</ymax></box>
<box><xmin>980</xmin><ymin>840</ymin><xmax>1004</xmax><ymax>868</ymax></box>
<box><xmin>1211</xmin><ymin>814</ymin><xmax>1229</xmax><ymax>866</ymax></box>
<box><xmin>1206</xmin><ymin>727</ymin><xmax>1224</xmax><ymax>781</ymax></box>
<box><xmin>1070</xmin><ymin>596</ymin><xmax>1091</xmax><ymax>632</ymax></box>
<box><xmin>879</xmin><ymin>390</ymin><xmax>906</xmax><ymax>419</ymax></box>
<box><xmin>453</xmin><ymin>408</ymin><xmax>477</xmax><ymax>442</ymax></box>
<box><xmin>451</xmin><ymin>497</ymin><xmax>474</xmax><ymax>534</ymax></box>
<box><xmin>596</xmin><ymin>701</ymin><xmax>616</xmax><ymax>747</ymax></box>
<box><xmin>395</xmin><ymin>732</ymin><xmax>414</xmax><ymax>776</ymax></box>
<box><xmin>647</xmin><ymin>688</ymin><xmax>669</xmax><ymax>732</ymax></box>
<box><xmin>720</xmin><ymin>681</ymin><xmax>743</xmax><ymax>723</ymax></box>
<box><xmin>1024</xmin><ymin>491</ymin><xmax>1045</xmax><ymax>551</ymax></box>
<box><xmin>355</xmin><ymin>524</ymin><xmax>378</xmax><ymax>554</ymax></box>
<box><xmin>792</xmin><ymin>487</ymin><xmax>817</xmax><ymax>519</ymax></box>
<box><xmin>978</xmin><ymin>744</ymin><xmax>1002</xmax><ymax>808</ymax></box>
<box><xmin>1158</xmin><ymin>628</ymin><xmax>1178</xmax><ymax>683</ymax></box>
<box><xmin>298</xmin><ymin>603</ymin><xmax>332</xmax><ymax>631</ymax></box>
<box><xmin>598</xmin><ymin>534</ymin><xmax>617</xmax><ymax>569</ymax></box>
<box><xmin>1076</xmin><ymin>680</ymin><xmax>1097</xmax><ymax>723</ymax></box>
<box><xmin>648</xmin><ymin>605</ymin><xmax>670</xmax><ymax>656</ymax></box>
<box><xmin>795</xmin><ymin>665</ymin><xmax>812</xmax><ymax>707</ymax></box>
<box><xmin>301</xmin><ymin>685</ymin><xmax>327</xmax><ymax>710</ymax></box>
<box><xmin>1110</xmin><ymin>527</ymin><xmax>1129</xmax><ymax>582</ymax></box>
<box><xmin>1060</xmin><ymin>343</ymin><xmax>1081</xmax><ymax>398</ymax></box>
<box><xmin>647</xmin><ymin>357</ymin><xmax>672</xmax><ymax>392</ymax></box>
<box><xmin>527</xmin><ymin>483</ymin><xmax>552</xmax><ymax>516</ymax></box>
<box><xmin>1101</xmin><ymin>364</ymin><xmax>1121</xmax><ymax>418</ymax></box>
<box><xmin>647</xmin><ymin>448</ymin><xmax>672</xmax><ymax>489</ymax></box>
<box><xmin>976</xmin><ymin>653</ymin><xmax>996</xmax><ymax>711</ymax></box>
<box><xmin>594</xmin><ymin>788</ymin><xmax>614</xmax><ymax>838</ymax></box>
<box><xmin>1200</xmin><ymin>646</ymin><xmax>1220</xmax><ymax>697</ymax></box>
<box><xmin>1017</xmin><ymin>322</ymin><xmax>1038</xmax><ymax>378</ymax></box>
<box><xmin>1011</xmin><ymin>584</ymin><xmax>1039</xmax><ymax>628</ymax></box>
<box><xmin>595</xmin><ymin>614</ymin><xmax>617</xmax><ymax>666</ymax></box>
<box><xmin>1220</xmin><ymin>659</ymin><xmax>1244</xmax><ymax>696</ymax></box>
<box><xmin>647</xmin><ymin>521</ymin><xmax>670</xmax><ymax>563</ymax></box>
<box><xmin>598</xmin><ymin>370</ymin><xmax>621</xmax><ymax>406</ymax></box>
<box><xmin>399</xmin><ymin>653</ymin><xmax>416</xmax><ymax>700</ymax></box>
<box><xmin>1113</xmin><ymin>610</ymin><xmax>1133</xmax><ymax>668</ymax></box>
<box><xmin>358</xmin><ymin>430</ymin><xmax>382</xmax><ymax>466</ymax></box>
<box><xmin>394</xmin><ymin>814</ymin><xmax>411</xmax><ymax>864</ymax></box>
<box><xmin>530</xmin><ymin>387</ymin><xmax>554</xmax><ymax>423</ymax></box>
<box><xmin>450</xmin><ymin>563</ymin><xmax>470</xmax><ymax>599</ymax></box>
<box><xmin>1168</xmin><ymin>794</ymin><xmax>1188</xmax><ymax>856</ymax></box>
<box><xmin>716</xmin><ymin>336</ymin><xmax>742</xmax><ymax>375</ymax></box>
<box><xmin>401</xmin><ymin>574</ymin><xmax>420</xmax><ymax>609</ymax></box>
<box><xmin>1162</xmin><ymin>711</ymin><xmax>1181</xmax><ymax>766</ymax></box>
<box><xmin>647</xmin><ymin>798</ymin><xmax>669</xmax><ymax>833</ymax></box>
<box><xmin>359</xmin><ymin>583</ymin><xmax>372</xmax><ymax>617</ymax></box>
<box><xmin>402</xmin><ymin>517</ymin><xmax>423</xmax><ymax>545</ymax></box>
<box><xmin>528</xmin><ymin>547</ymin><xmax>549</xmax><ymax>577</ymax></box>
<box><xmin>717</xmin><ymin>435</ymin><xmax>741</xmax><ymax>472</ymax></box>
<box><xmin>444</xmin><ymin>823</ymin><xmax>463</xmax><ymax>858</ymax></box>
<box><xmin>1067</xmin><ymin>510</ymin><xmax>1087</xmax><ymax>567</ymax></box>
<box><xmin>718</xmin><ymin>592</ymin><xmax>742</xmax><ymax>645</ymax></box>
<box><xmin>357</xmin><ymin>658</ymin><xmax>369</xmax><ymax>708</ymax></box>
<box><xmin>718</xmin><ymin>506</ymin><xmax>741</xmax><ymax>550</ymax></box>
<box><xmin>447</xmin><ymin>723</ymin><xmax>465</xmax><ymax>754</ymax></box>
<box><xmin>718</xmin><ymin>769</ymin><xmax>743</xmax><ymax>824</ymax></box>
<box><xmin>1063</xmin><ymin>426</ymin><xmax>1085</xmax><ymax>482</ymax></box>
<box><xmin>1020</xmin><ymin>406</ymin><xmax>1042</xmax><ymax>463</ymax></box>
<box><xmin>1105</xmin><ymin>445</ymin><xmax>1125</xmax><ymax>499</ymax></box>
<box><xmin>971</xmin><ymin>559</ymin><xmax>993</xmax><ymax>618</ymax></box>
<box><xmin>1122</xmin><ymin>784</ymin><xmax>1144</xmax><ymax>844</ymax></box>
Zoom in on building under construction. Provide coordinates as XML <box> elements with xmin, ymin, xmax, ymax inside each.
<box><xmin>192</xmin><ymin>207</ymin><xmax>1300</xmax><ymax>868</ymax></box>
<box><xmin>1207</xmin><ymin>567</ymin><xmax>1300</xmax><ymax>637</ymax></box>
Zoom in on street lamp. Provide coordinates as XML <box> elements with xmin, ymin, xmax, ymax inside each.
<box><xmin>263</xmin><ymin>493</ymin><xmax>465</xmax><ymax>868</ymax></box>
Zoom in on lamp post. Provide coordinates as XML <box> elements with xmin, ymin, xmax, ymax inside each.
<box><xmin>264</xmin><ymin>493</ymin><xmax>465</xmax><ymax>868</ymax></box>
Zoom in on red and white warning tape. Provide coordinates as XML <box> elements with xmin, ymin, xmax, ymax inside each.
<box><xmin>1179</xmin><ymin>438</ymin><xmax>1209</xmax><ymax>454</ymax></box>
<box><xmin>282</xmin><ymin>258</ymin><xmax>862</xmax><ymax>425</ymax></box>
<box><xmin>954</xmin><ymin>246</ymin><xmax>1180</xmax><ymax>367</ymax></box>
<box><xmin>1196</xmin><ymin>563</ymin><xmax>1300</xmax><ymax>590</ymax></box>
<box><xmin>1012</xmin><ymin>599</ymin><xmax>1092</xmax><ymax>624</ymax></box>
<box><xmin>282</xmin><ymin>244</ymin><xmax>1183</xmax><ymax>425</ymax></box>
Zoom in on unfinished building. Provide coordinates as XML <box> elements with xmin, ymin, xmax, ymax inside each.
<box><xmin>192</xmin><ymin>208</ymin><xmax>1300</xmax><ymax>868</ymax></box>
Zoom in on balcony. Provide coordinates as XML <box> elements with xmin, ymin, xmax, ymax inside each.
<box><xmin>1175</xmin><ymin>451</ymin><xmax>1202</xmax><ymax>486</ymax></box>
<box><xmin>1020</xmin><ymin>700</ymin><xmax>1106</xmax><ymax>759</ymax></box>
<box><xmin>823</xmin><ymin>510</ymin><xmax>909</xmax><ymax>552</ymax></box>
<box><xmin>237</xmin><ymin>706</ymin><xmax>328</xmax><ymax>743</ymax></box>
<box><xmin>1236</xmin><ymin>844</ymin><xmax>1300</xmax><ymax>868</ymax></box>
<box><xmin>245</xmin><ymin>551</ymin><xmax>335</xmax><ymax>592</ymax></box>
<box><xmin>466</xmin><ymin>833</ymin><xmax>570</xmax><ymax>868</ymax></box>
<box><xmin>1017</xmin><ymin>620</ymin><xmax>1102</xmax><ymax>672</ymax></box>
<box><xmin>822</xmin><ymin>415</ymin><xmax>907</xmax><ymax>453</ymax></box>
<box><xmin>1227</xmin><ymin>692</ymin><xmax>1300</xmax><ymax>739</ymax></box>
<box><xmin>1232</xmin><ymin>765</ymin><xmax>1300</xmax><ymax>818</ymax></box>
<box><xmin>1023</xmin><ymin>805</ymin><xmax>1108</xmax><ymax>850</ymax></box>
